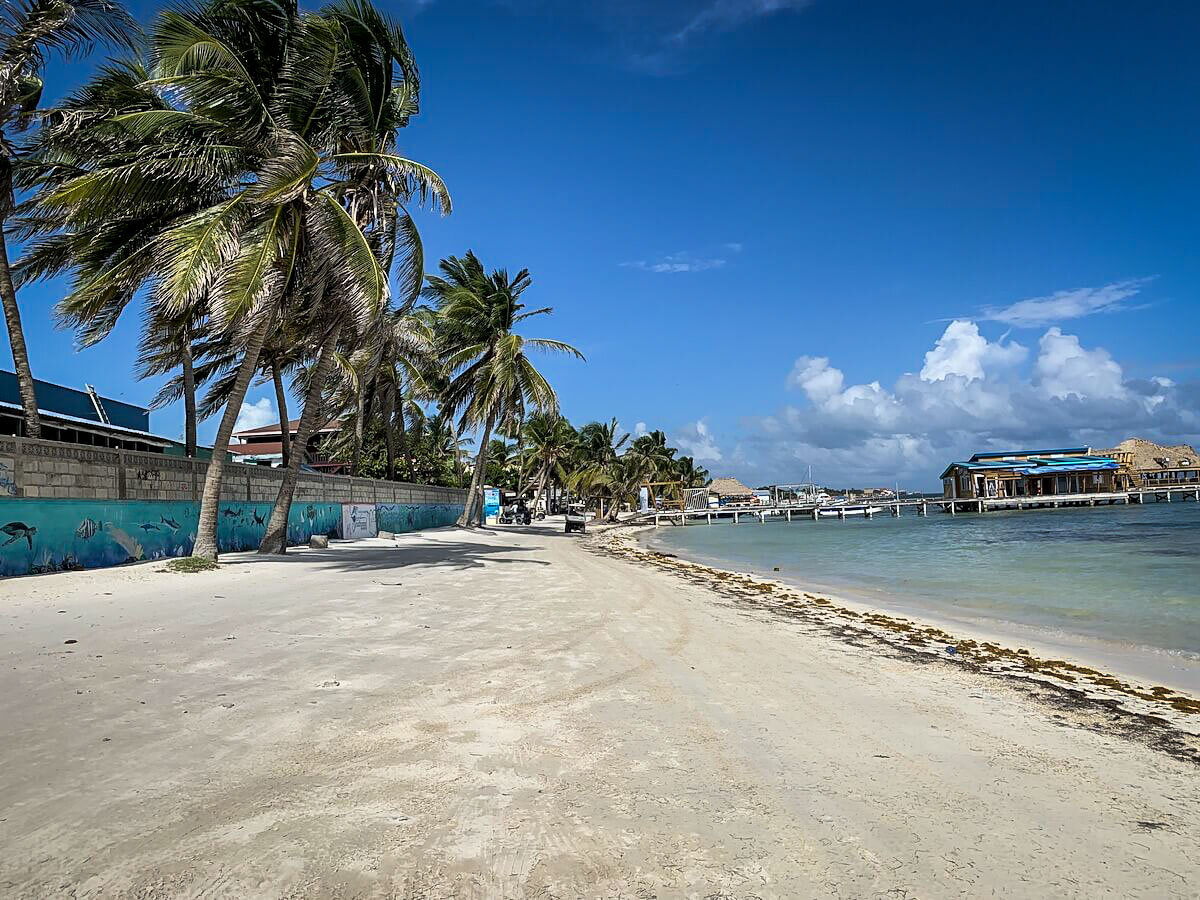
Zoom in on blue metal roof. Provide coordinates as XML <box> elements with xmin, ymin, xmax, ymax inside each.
<box><xmin>941</xmin><ymin>454</ymin><xmax>1119</xmax><ymax>480</ymax></box>
<box><xmin>969</xmin><ymin>447</ymin><xmax>1088</xmax><ymax>462</ymax></box>
<box><xmin>0</xmin><ymin>370</ymin><xmax>149</xmax><ymax>432</ymax></box>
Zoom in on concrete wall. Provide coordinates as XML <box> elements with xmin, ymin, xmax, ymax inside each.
<box><xmin>0</xmin><ymin>436</ymin><xmax>466</xmax><ymax>578</ymax></box>
<box><xmin>0</xmin><ymin>435</ymin><xmax>465</xmax><ymax>506</ymax></box>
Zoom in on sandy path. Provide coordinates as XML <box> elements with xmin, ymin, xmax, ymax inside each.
<box><xmin>0</xmin><ymin>524</ymin><xmax>1197</xmax><ymax>898</ymax></box>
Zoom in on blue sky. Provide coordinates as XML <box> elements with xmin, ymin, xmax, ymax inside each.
<box><xmin>8</xmin><ymin>0</ymin><xmax>1200</xmax><ymax>488</ymax></box>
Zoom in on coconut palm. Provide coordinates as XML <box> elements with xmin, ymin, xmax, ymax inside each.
<box><xmin>578</xmin><ymin>418</ymin><xmax>628</xmax><ymax>466</ymax></box>
<box><xmin>630</xmin><ymin>428</ymin><xmax>676</xmax><ymax>480</ymax></box>
<box><xmin>521</xmin><ymin>411</ymin><xmax>577</xmax><ymax>512</ymax></box>
<box><xmin>0</xmin><ymin>0</ymin><xmax>136</xmax><ymax>437</ymax></box>
<box><xmin>425</xmin><ymin>251</ymin><xmax>583</xmax><ymax>527</ymax></box>
<box><xmin>134</xmin><ymin>309</ymin><xmax>206</xmax><ymax>457</ymax></box>
<box><xmin>258</xmin><ymin>1</ymin><xmax>446</xmax><ymax>553</ymax></box>
<box><xmin>674</xmin><ymin>455</ymin><xmax>709</xmax><ymax>488</ymax></box>
<box><xmin>21</xmin><ymin>0</ymin><xmax>448</xmax><ymax>558</ymax></box>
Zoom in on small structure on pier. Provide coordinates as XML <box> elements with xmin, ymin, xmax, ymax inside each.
<box><xmin>1097</xmin><ymin>437</ymin><xmax>1200</xmax><ymax>489</ymax></box>
<box><xmin>706</xmin><ymin>476</ymin><xmax>755</xmax><ymax>507</ymax></box>
<box><xmin>940</xmin><ymin>448</ymin><xmax>1121</xmax><ymax>502</ymax></box>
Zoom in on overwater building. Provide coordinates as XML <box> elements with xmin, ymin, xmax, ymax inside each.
<box><xmin>940</xmin><ymin>448</ymin><xmax>1121</xmax><ymax>501</ymax></box>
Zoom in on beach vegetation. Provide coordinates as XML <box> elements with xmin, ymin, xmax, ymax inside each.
<box><xmin>0</xmin><ymin>0</ymin><xmax>137</xmax><ymax>438</ymax></box>
<box><xmin>1</xmin><ymin>0</ymin><xmax>696</xmax><ymax>549</ymax></box>
<box><xmin>423</xmin><ymin>250</ymin><xmax>584</xmax><ymax>527</ymax></box>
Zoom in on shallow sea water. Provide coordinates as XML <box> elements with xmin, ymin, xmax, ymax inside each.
<box><xmin>643</xmin><ymin>500</ymin><xmax>1200</xmax><ymax>690</ymax></box>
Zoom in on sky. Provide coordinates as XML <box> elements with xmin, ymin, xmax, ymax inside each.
<box><xmin>7</xmin><ymin>0</ymin><xmax>1200</xmax><ymax>489</ymax></box>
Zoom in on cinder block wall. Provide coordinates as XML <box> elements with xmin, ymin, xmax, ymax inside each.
<box><xmin>0</xmin><ymin>435</ymin><xmax>465</xmax><ymax>507</ymax></box>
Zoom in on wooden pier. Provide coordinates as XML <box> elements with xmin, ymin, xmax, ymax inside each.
<box><xmin>644</xmin><ymin>484</ymin><xmax>1200</xmax><ymax>526</ymax></box>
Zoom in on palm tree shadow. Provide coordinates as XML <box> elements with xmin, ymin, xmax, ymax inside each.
<box><xmin>224</xmin><ymin>537</ymin><xmax>553</xmax><ymax>574</ymax></box>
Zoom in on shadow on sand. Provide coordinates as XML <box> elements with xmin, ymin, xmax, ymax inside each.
<box><xmin>217</xmin><ymin>526</ymin><xmax>577</xmax><ymax>575</ymax></box>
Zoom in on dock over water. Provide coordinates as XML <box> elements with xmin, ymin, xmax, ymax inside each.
<box><xmin>642</xmin><ymin>484</ymin><xmax>1200</xmax><ymax>526</ymax></box>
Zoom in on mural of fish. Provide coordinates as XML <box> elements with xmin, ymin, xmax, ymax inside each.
<box><xmin>305</xmin><ymin>505</ymin><xmax>316</xmax><ymax>521</ymax></box>
<box><xmin>160</xmin><ymin>515</ymin><xmax>181</xmax><ymax>530</ymax></box>
<box><xmin>76</xmin><ymin>518</ymin><xmax>103</xmax><ymax>540</ymax></box>
<box><xmin>221</xmin><ymin>508</ymin><xmax>240</xmax><ymax>518</ymax></box>
<box><xmin>104</xmin><ymin>524</ymin><xmax>144</xmax><ymax>561</ymax></box>
<box><xmin>1</xmin><ymin>522</ymin><xmax>36</xmax><ymax>550</ymax></box>
<box><xmin>139</xmin><ymin>523</ymin><xmax>161</xmax><ymax>532</ymax></box>
<box><xmin>252</xmin><ymin>510</ymin><xmax>266</xmax><ymax>526</ymax></box>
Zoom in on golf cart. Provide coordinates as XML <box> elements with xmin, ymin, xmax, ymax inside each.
<box><xmin>565</xmin><ymin>503</ymin><xmax>587</xmax><ymax>534</ymax></box>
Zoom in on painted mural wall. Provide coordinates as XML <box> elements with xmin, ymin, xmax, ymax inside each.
<box><xmin>0</xmin><ymin>498</ymin><xmax>459</xmax><ymax>578</ymax></box>
<box><xmin>377</xmin><ymin>503</ymin><xmax>463</xmax><ymax>534</ymax></box>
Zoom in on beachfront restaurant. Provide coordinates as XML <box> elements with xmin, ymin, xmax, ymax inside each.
<box><xmin>940</xmin><ymin>448</ymin><xmax>1121</xmax><ymax>505</ymax></box>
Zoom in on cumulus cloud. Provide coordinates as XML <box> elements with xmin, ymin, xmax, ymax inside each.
<box><xmin>621</xmin><ymin>250</ymin><xmax>728</xmax><ymax>273</ymax></box>
<box><xmin>920</xmin><ymin>320</ymin><xmax>1026</xmax><ymax>382</ymax></box>
<box><xmin>981</xmin><ymin>279</ymin><xmax>1151</xmax><ymax>327</ymax></box>
<box><xmin>733</xmin><ymin>320</ymin><xmax>1199</xmax><ymax>488</ymax></box>
<box><xmin>1034</xmin><ymin>327</ymin><xmax>1125</xmax><ymax>400</ymax></box>
<box><xmin>674</xmin><ymin>419</ymin><xmax>723</xmax><ymax>461</ymax></box>
<box><xmin>233</xmin><ymin>396</ymin><xmax>276</xmax><ymax>433</ymax></box>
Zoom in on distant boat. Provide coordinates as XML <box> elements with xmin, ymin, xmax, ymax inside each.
<box><xmin>818</xmin><ymin>505</ymin><xmax>884</xmax><ymax>518</ymax></box>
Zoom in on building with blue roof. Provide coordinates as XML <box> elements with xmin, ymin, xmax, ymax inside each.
<box><xmin>940</xmin><ymin>447</ymin><xmax>1125</xmax><ymax>502</ymax></box>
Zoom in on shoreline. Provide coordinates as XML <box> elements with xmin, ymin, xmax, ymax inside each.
<box><xmin>638</xmin><ymin>523</ymin><xmax>1200</xmax><ymax>697</ymax></box>
<box><xmin>589</xmin><ymin>525</ymin><xmax>1200</xmax><ymax>755</ymax></box>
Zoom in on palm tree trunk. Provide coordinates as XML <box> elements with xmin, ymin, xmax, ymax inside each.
<box><xmin>182</xmin><ymin>341</ymin><xmax>197</xmax><ymax>458</ymax></box>
<box><xmin>350</xmin><ymin>385</ymin><xmax>365</xmax><ymax>476</ymax></box>
<box><xmin>259</xmin><ymin>324</ymin><xmax>341</xmax><ymax>554</ymax></box>
<box><xmin>397</xmin><ymin>402</ymin><xmax>414</xmax><ymax>483</ymax></box>
<box><xmin>0</xmin><ymin>221</ymin><xmax>40</xmax><ymax>438</ymax></box>
<box><xmin>532</xmin><ymin>465</ymin><xmax>550</xmax><ymax>514</ymax></box>
<box><xmin>272</xmin><ymin>361</ymin><xmax>290</xmax><ymax>469</ymax></box>
<box><xmin>382</xmin><ymin>389</ymin><xmax>396</xmax><ymax>482</ymax></box>
<box><xmin>191</xmin><ymin>313</ymin><xmax>273</xmax><ymax>560</ymax></box>
<box><xmin>458</xmin><ymin>413</ymin><xmax>495</xmax><ymax>528</ymax></box>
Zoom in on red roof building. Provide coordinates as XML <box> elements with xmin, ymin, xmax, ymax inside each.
<box><xmin>228</xmin><ymin>419</ymin><xmax>347</xmax><ymax>472</ymax></box>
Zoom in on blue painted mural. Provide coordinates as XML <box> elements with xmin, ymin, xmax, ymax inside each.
<box><xmin>0</xmin><ymin>499</ymin><xmax>343</xmax><ymax>577</ymax></box>
<box><xmin>377</xmin><ymin>503</ymin><xmax>463</xmax><ymax>534</ymax></box>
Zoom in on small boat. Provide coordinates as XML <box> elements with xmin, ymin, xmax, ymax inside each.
<box><xmin>818</xmin><ymin>505</ymin><xmax>884</xmax><ymax>518</ymax></box>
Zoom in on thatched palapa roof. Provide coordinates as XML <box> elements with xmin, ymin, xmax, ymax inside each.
<box><xmin>707</xmin><ymin>476</ymin><xmax>754</xmax><ymax>497</ymax></box>
<box><xmin>1098</xmin><ymin>437</ymin><xmax>1199</xmax><ymax>471</ymax></box>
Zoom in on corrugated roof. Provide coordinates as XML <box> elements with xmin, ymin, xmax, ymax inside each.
<box><xmin>941</xmin><ymin>455</ymin><xmax>1118</xmax><ymax>480</ymax></box>
<box><xmin>234</xmin><ymin>418</ymin><xmax>341</xmax><ymax>437</ymax></box>
<box><xmin>969</xmin><ymin>447</ymin><xmax>1088</xmax><ymax>462</ymax></box>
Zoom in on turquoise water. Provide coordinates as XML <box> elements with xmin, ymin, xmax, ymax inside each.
<box><xmin>643</xmin><ymin>501</ymin><xmax>1200</xmax><ymax>688</ymax></box>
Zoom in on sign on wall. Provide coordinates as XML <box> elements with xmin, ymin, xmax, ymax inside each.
<box><xmin>341</xmin><ymin>503</ymin><xmax>378</xmax><ymax>540</ymax></box>
<box><xmin>483</xmin><ymin>488</ymin><xmax>501</xmax><ymax>524</ymax></box>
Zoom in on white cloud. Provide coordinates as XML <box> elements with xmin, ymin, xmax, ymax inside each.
<box><xmin>920</xmin><ymin>320</ymin><xmax>1026</xmax><ymax>382</ymax></box>
<box><xmin>634</xmin><ymin>421</ymin><xmax>648</xmax><ymax>437</ymax></box>
<box><xmin>673</xmin><ymin>0</ymin><xmax>815</xmax><ymax>42</ymax></box>
<box><xmin>981</xmin><ymin>279</ymin><xmax>1151</xmax><ymax>327</ymax></box>
<box><xmin>674</xmin><ymin>419</ymin><xmax>723</xmax><ymax>461</ymax></box>
<box><xmin>731</xmin><ymin>320</ymin><xmax>1199</xmax><ymax>488</ymax></box>
<box><xmin>1034</xmin><ymin>327</ymin><xmax>1126</xmax><ymax>400</ymax></box>
<box><xmin>233</xmin><ymin>396</ymin><xmax>276</xmax><ymax>433</ymax></box>
<box><xmin>621</xmin><ymin>251</ymin><xmax>727</xmax><ymax>274</ymax></box>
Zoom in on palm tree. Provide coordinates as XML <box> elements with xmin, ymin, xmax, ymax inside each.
<box><xmin>630</xmin><ymin>429</ymin><xmax>677</xmax><ymax>480</ymax></box>
<box><xmin>521</xmin><ymin>411</ymin><xmax>577</xmax><ymax>512</ymax></box>
<box><xmin>0</xmin><ymin>0</ymin><xmax>136</xmax><ymax>437</ymax></box>
<box><xmin>674</xmin><ymin>455</ymin><xmax>709</xmax><ymax>488</ymax></box>
<box><xmin>578</xmin><ymin>418</ymin><xmax>628</xmax><ymax>466</ymax></box>
<box><xmin>257</xmin><ymin>0</ymin><xmax>446</xmax><ymax>554</ymax></box>
<box><xmin>21</xmin><ymin>0</ymin><xmax>448</xmax><ymax>559</ymax></box>
<box><xmin>134</xmin><ymin>309</ymin><xmax>205</xmax><ymax>457</ymax></box>
<box><xmin>425</xmin><ymin>251</ymin><xmax>583</xmax><ymax>527</ymax></box>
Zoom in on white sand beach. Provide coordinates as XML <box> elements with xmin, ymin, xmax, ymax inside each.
<box><xmin>1</xmin><ymin>522</ymin><xmax>1198</xmax><ymax>898</ymax></box>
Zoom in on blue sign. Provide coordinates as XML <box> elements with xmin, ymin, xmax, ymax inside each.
<box><xmin>483</xmin><ymin>488</ymin><xmax>501</xmax><ymax>522</ymax></box>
